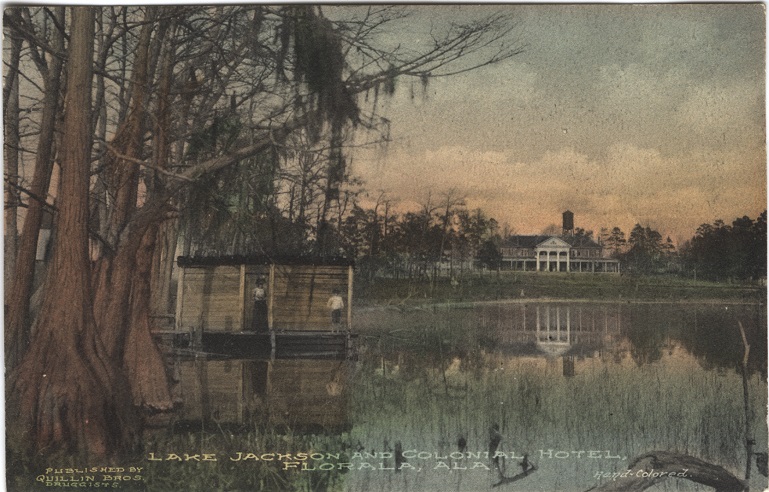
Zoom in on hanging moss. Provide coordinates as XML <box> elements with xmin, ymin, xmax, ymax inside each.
<box><xmin>281</xmin><ymin>6</ymin><xmax>359</xmax><ymax>139</ymax></box>
<box><xmin>186</xmin><ymin>115</ymin><xmax>242</xmax><ymax>161</ymax></box>
<box><xmin>383</xmin><ymin>64</ymin><xmax>397</xmax><ymax>96</ymax></box>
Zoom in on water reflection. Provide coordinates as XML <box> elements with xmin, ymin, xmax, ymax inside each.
<box><xmin>173</xmin><ymin>358</ymin><xmax>352</xmax><ymax>432</ymax></box>
<box><xmin>462</xmin><ymin>302</ymin><xmax>766</xmax><ymax>375</ymax></box>
<box><xmin>160</xmin><ymin>302</ymin><xmax>768</xmax><ymax>492</ymax></box>
<box><xmin>349</xmin><ymin>302</ymin><xmax>766</xmax><ymax>491</ymax></box>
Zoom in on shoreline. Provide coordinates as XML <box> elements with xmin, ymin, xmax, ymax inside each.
<box><xmin>354</xmin><ymin>296</ymin><xmax>766</xmax><ymax>312</ymax></box>
<box><xmin>353</xmin><ymin>274</ymin><xmax>766</xmax><ymax>311</ymax></box>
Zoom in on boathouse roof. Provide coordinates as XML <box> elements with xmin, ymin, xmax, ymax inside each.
<box><xmin>177</xmin><ymin>254</ymin><xmax>355</xmax><ymax>268</ymax></box>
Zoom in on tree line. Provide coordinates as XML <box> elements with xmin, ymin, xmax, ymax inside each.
<box><xmin>328</xmin><ymin>207</ymin><xmax>767</xmax><ymax>281</ymax></box>
<box><xmin>680</xmin><ymin>212</ymin><xmax>767</xmax><ymax>282</ymax></box>
<box><xmin>338</xmin><ymin>192</ymin><xmax>501</xmax><ymax>281</ymax></box>
<box><xmin>594</xmin><ymin>213</ymin><xmax>766</xmax><ymax>280</ymax></box>
<box><xmin>270</xmin><ymin>195</ymin><xmax>765</xmax><ymax>283</ymax></box>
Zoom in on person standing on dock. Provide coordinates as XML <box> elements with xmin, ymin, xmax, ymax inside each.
<box><xmin>327</xmin><ymin>288</ymin><xmax>345</xmax><ymax>332</ymax></box>
<box><xmin>251</xmin><ymin>280</ymin><xmax>268</xmax><ymax>332</ymax></box>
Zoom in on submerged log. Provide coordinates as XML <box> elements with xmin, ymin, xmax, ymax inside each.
<box><xmin>586</xmin><ymin>451</ymin><xmax>746</xmax><ymax>492</ymax></box>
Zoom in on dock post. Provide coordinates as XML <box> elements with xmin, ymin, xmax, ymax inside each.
<box><xmin>270</xmin><ymin>330</ymin><xmax>276</xmax><ymax>359</ymax></box>
<box><xmin>193</xmin><ymin>324</ymin><xmax>202</xmax><ymax>349</ymax></box>
<box><xmin>238</xmin><ymin>264</ymin><xmax>246</xmax><ymax>331</ymax></box>
<box><xmin>345</xmin><ymin>331</ymin><xmax>353</xmax><ymax>359</ymax></box>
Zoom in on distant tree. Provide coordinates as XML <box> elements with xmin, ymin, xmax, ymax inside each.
<box><xmin>605</xmin><ymin>227</ymin><xmax>627</xmax><ymax>257</ymax></box>
<box><xmin>501</xmin><ymin>222</ymin><xmax>516</xmax><ymax>239</ymax></box>
<box><xmin>598</xmin><ymin>227</ymin><xmax>610</xmax><ymax>246</ymax></box>
<box><xmin>681</xmin><ymin>211</ymin><xmax>767</xmax><ymax>281</ymax></box>
<box><xmin>663</xmin><ymin>236</ymin><xmax>676</xmax><ymax>254</ymax></box>
<box><xmin>753</xmin><ymin>211</ymin><xmax>767</xmax><ymax>278</ymax></box>
<box><xmin>622</xmin><ymin>224</ymin><xmax>666</xmax><ymax>274</ymax></box>
<box><xmin>477</xmin><ymin>239</ymin><xmax>502</xmax><ymax>270</ymax></box>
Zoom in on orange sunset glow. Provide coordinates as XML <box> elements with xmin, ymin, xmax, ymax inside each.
<box><xmin>347</xmin><ymin>4</ymin><xmax>766</xmax><ymax>244</ymax></box>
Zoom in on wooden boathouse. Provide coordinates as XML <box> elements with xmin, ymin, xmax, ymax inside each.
<box><xmin>174</xmin><ymin>255</ymin><xmax>355</xmax><ymax>356</ymax></box>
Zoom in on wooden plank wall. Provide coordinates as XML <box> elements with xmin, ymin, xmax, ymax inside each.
<box><xmin>179</xmin><ymin>266</ymin><xmax>241</xmax><ymax>332</ymax></box>
<box><xmin>179</xmin><ymin>264</ymin><xmax>351</xmax><ymax>332</ymax></box>
<box><xmin>271</xmin><ymin>265</ymin><xmax>349</xmax><ymax>330</ymax></box>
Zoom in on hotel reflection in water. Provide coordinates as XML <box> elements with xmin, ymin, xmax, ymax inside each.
<box><xmin>478</xmin><ymin>303</ymin><xmax>624</xmax><ymax>377</ymax></box>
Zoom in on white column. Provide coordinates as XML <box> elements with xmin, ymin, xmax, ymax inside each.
<box><xmin>566</xmin><ymin>250</ymin><xmax>570</xmax><ymax>272</ymax></box>
<box><xmin>522</xmin><ymin>305</ymin><xmax>526</xmax><ymax>331</ymax></box>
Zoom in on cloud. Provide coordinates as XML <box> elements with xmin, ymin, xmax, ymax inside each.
<box><xmin>676</xmin><ymin>79</ymin><xmax>763</xmax><ymax>144</ymax></box>
<box><xmin>350</xmin><ymin>5</ymin><xmax>765</xmax><ymax>241</ymax></box>
<box><xmin>356</xmin><ymin>138</ymin><xmax>765</xmax><ymax>240</ymax></box>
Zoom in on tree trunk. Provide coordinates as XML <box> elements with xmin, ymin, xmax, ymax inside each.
<box><xmin>92</xmin><ymin>9</ymin><xmax>156</xmax><ymax>357</ymax></box>
<box><xmin>103</xmin><ymin>8</ymin><xmax>155</xmax><ymax>247</ymax></box>
<box><xmin>124</xmin><ymin>223</ymin><xmax>173</xmax><ymax>409</ymax></box>
<box><xmin>7</xmin><ymin>7</ymin><xmax>138</xmax><ymax>460</ymax></box>
<box><xmin>5</xmin><ymin>6</ymin><xmax>65</xmax><ymax>369</ymax></box>
<box><xmin>4</xmin><ymin>31</ymin><xmax>22</xmax><ymax>291</ymax></box>
<box><xmin>97</xmin><ymin>14</ymin><xmax>177</xmax><ymax>410</ymax></box>
<box><xmin>150</xmin><ymin>218</ymin><xmax>179</xmax><ymax>317</ymax></box>
<box><xmin>149</xmin><ymin>20</ymin><xmax>178</xmax><ymax>319</ymax></box>
<box><xmin>90</xmin><ymin>9</ymin><xmax>111</xmax><ymax>258</ymax></box>
<box><xmin>95</xmin><ymin>198</ymin><xmax>169</xmax><ymax>353</ymax></box>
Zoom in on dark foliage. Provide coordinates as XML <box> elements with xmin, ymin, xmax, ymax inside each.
<box><xmin>681</xmin><ymin>211</ymin><xmax>767</xmax><ymax>282</ymax></box>
<box><xmin>477</xmin><ymin>239</ymin><xmax>503</xmax><ymax>270</ymax></box>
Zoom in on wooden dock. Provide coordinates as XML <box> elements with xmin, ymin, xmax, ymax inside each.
<box><xmin>205</xmin><ymin>331</ymin><xmax>356</xmax><ymax>359</ymax></box>
<box><xmin>154</xmin><ymin>330</ymin><xmax>357</xmax><ymax>359</ymax></box>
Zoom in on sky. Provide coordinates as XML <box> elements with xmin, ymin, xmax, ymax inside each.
<box><xmin>347</xmin><ymin>4</ymin><xmax>766</xmax><ymax>244</ymax></box>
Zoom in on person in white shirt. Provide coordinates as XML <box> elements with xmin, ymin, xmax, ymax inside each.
<box><xmin>327</xmin><ymin>288</ymin><xmax>344</xmax><ymax>331</ymax></box>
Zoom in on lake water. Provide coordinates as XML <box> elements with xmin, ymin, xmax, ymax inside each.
<box><xmin>147</xmin><ymin>301</ymin><xmax>768</xmax><ymax>492</ymax></box>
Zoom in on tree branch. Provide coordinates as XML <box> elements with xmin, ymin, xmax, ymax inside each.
<box><xmin>105</xmin><ymin>144</ymin><xmax>195</xmax><ymax>182</ymax></box>
<box><xmin>4</xmin><ymin>175</ymin><xmax>55</xmax><ymax>211</ymax></box>
<box><xmin>586</xmin><ymin>451</ymin><xmax>746</xmax><ymax>492</ymax></box>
